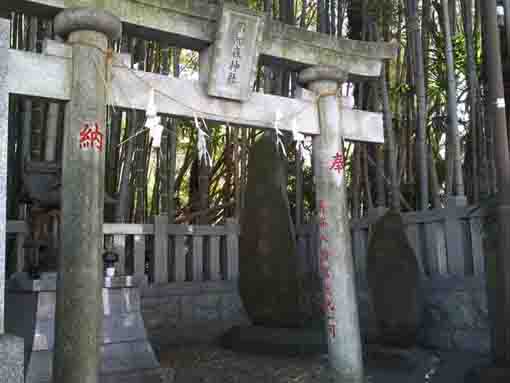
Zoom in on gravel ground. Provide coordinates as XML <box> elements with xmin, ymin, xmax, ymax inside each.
<box><xmin>158</xmin><ymin>344</ymin><xmax>487</xmax><ymax>383</ymax></box>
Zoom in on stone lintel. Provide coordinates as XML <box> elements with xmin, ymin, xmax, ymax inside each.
<box><xmin>7</xmin><ymin>43</ymin><xmax>321</xmax><ymax>134</ymax></box>
<box><xmin>7</xmin><ymin>43</ymin><xmax>385</xmax><ymax>142</ymax></box>
<box><xmin>2</xmin><ymin>0</ymin><xmax>397</xmax><ymax>75</ymax></box>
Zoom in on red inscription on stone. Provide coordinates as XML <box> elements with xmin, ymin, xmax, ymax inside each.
<box><xmin>318</xmin><ymin>199</ymin><xmax>337</xmax><ymax>328</ymax></box>
<box><xmin>319</xmin><ymin>200</ymin><xmax>327</xmax><ymax>215</ymax></box>
<box><xmin>80</xmin><ymin>122</ymin><xmax>104</xmax><ymax>152</ymax></box>
<box><xmin>329</xmin><ymin>152</ymin><xmax>345</xmax><ymax>173</ymax></box>
<box><xmin>319</xmin><ymin>248</ymin><xmax>331</xmax><ymax>260</ymax></box>
<box><xmin>327</xmin><ymin>318</ymin><xmax>337</xmax><ymax>338</ymax></box>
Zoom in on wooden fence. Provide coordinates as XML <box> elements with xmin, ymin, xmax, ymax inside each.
<box><xmin>7</xmin><ymin>206</ymin><xmax>488</xmax><ymax>285</ymax></box>
<box><xmin>296</xmin><ymin>206</ymin><xmax>487</xmax><ymax>282</ymax></box>
<box><xmin>6</xmin><ymin>216</ymin><xmax>239</xmax><ymax>284</ymax></box>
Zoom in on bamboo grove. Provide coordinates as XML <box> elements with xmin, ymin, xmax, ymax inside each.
<box><xmin>3</xmin><ymin>0</ymin><xmax>506</xmax><ymax>227</ymax></box>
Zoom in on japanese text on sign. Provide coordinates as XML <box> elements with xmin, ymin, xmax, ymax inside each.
<box><xmin>80</xmin><ymin>122</ymin><xmax>104</xmax><ymax>152</ymax></box>
<box><xmin>227</xmin><ymin>21</ymin><xmax>246</xmax><ymax>84</ymax></box>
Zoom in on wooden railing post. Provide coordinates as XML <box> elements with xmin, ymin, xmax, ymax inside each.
<box><xmin>112</xmin><ymin>235</ymin><xmax>126</xmax><ymax>275</ymax></box>
<box><xmin>444</xmin><ymin>201</ymin><xmax>467</xmax><ymax>276</ymax></box>
<box><xmin>133</xmin><ymin>234</ymin><xmax>146</xmax><ymax>279</ymax></box>
<box><xmin>173</xmin><ymin>235</ymin><xmax>186</xmax><ymax>282</ymax></box>
<box><xmin>226</xmin><ymin>218</ymin><xmax>239</xmax><ymax>280</ymax></box>
<box><xmin>16</xmin><ymin>231</ymin><xmax>26</xmax><ymax>273</ymax></box>
<box><xmin>154</xmin><ymin>215</ymin><xmax>169</xmax><ymax>284</ymax></box>
<box><xmin>210</xmin><ymin>235</ymin><xmax>221</xmax><ymax>281</ymax></box>
<box><xmin>192</xmin><ymin>235</ymin><xmax>204</xmax><ymax>281</ymax></box>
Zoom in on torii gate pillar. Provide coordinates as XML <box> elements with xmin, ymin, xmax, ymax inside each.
<box><xmin>299</xmin><ymin>66</ymin><xmax>364</xmax><ymax>383</ymax></box>
<box><xmin>52</xmin><ymin>8</ymin><xmax>121</xmax><ymax>383</ymax></box>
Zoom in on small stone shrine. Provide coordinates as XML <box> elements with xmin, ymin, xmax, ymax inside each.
<box><xmin>367</xmin><ymin>211</ymin><xmax>423</xmax><ymax>348</ymax></box>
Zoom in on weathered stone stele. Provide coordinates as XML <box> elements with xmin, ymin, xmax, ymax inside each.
<box><xmin>367</xmin><ymin>211</ymin><xmax>423</xmax><ymax>348</ymax></box>
<box><xmin>208</xmin><ymin>3</ymin><xmax>264</xmax><ymax>101</ymax></box>
<box><xmin>239</xmin><ymin>133</ymin><xmax>305</xmax><ymax>328</ymax></box>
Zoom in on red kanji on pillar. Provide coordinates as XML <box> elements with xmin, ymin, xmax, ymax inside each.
<box><xmin>80</xmin><ymin>122</ymin><xmax>104</xmax><ymax>152</ymax></box>
<box><xmin>329</xmin><ymin>152</ymin><xmax>345</xmax><ymax>173</ymax></box>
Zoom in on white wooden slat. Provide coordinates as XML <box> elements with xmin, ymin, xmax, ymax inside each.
<box><xmin>424</xmin><ymin>222</ymin><xmax>449</xmax><ymax>276</ymax></box>
<box><xmin>470</xmin><ymin>217</ymin><xmax>485</xmax><ymax>276</ymax></box>
<box><xmin>113</xmin><ymin>235</ymin><xmax>126</xmax><ymax>275</ymax></box>
<box><xmin>153</xmin><ymin>215</ymin><xmax>169</xmax><ymax>284</ymax></box>
<box><xmin>16</xmin><ymin>232</ymin><xmax>26</xmax><ymax>273</ymax></box>
<box><xmin>133</xmin><ymin>234</ymin><xmax>146</xmax><ymax>279</ymax></box>
<box><xmin>405</xmin><ymin>224</ymin><xmax>425</xmax><ymax>275</ymax></box>
<box><xmin>444</xmin><ymin>215</ymin><xmax>466</xmax><ymax>276</ymax></box>
<box><xmin>436</xmin><ymin>225</ymin><xmax>448</xmax><ymax>276</ymax></box>
<box><xmin>103</xmin><ymin>223</ymin><xmax>154</xmax><ymax>235</ymax></box>
<box><xmin>192</xmin><ymin>236</ymin><xmax>204</xmax><ymax>281</ymax></box>
<box><xmin>174</xmin><ymin>235</ymin><xmax>186</xmax><ymax>282</ymax></box>
<box><xmin>351</xmin><ymin>229</ymin><xmax>367</xmax><ymax>285</ymax></box>
<box><xmin>226</xmin><ymin>219</ymin><xmax>239</xmax><ymax>280</ymax></box>
<box><xmin>209</xmin><ymin>236</ymin><xmax>221</xmax><ymax>281</ymax></box>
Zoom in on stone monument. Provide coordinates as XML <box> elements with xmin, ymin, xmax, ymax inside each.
<box><xmin>366</xmin><ymin>211</ymin><xmax>423</xmax><ymax>348</ymax></box>
<box><xmin>239</xmin><ymin>133</ymin><xmax>305</xmax><ymax>328</ymax></box>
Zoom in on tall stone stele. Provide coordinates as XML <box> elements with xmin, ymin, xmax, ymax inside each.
<box><xmin>239</xmin><ymin>133</ymin><xmax>306</xmax><ymax>328</ymax></box>
<box><xmin>52</xmin><ymin>6</ymin><xmax>121</xmax><ymax>383</ymax></box>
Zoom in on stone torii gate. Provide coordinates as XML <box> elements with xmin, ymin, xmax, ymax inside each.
<box><xmin>0</xmin><ymin>1</ymin><xmax>396</xmax><ymax>382</ymax></box>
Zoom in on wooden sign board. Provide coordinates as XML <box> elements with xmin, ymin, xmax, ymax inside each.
<box><xmin>207</xmin><ymin>3</ymin><xmax>264</xmax><ymax>102</ymax></box>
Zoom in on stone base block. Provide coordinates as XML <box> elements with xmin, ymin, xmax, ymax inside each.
<box><xmin>0</xmin><ymin>334</ymin><xmax>24</xmax><ymax>383</ymax></box>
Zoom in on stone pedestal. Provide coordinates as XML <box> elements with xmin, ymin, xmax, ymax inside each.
<box><xmin>6</xmin><ymin>272</ymin><xmax>165</xmax><ymax>383</ymax></box>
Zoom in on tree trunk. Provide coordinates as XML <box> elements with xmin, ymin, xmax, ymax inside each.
<box><xmin>380</xmin><ymin>60</ymin><xmax>400</xmax><ymax>210</ymax></box>
<box><xmin>116</xmin><ymin>110</ymin><xmax>137</xmax><ymax>222</ymax></box>
<box><xmin>440</xmin><ymin>0</ymin><xmax>465</xmax><ymax>198</ymax></box>
<box><xmin>481</xmin><ymin>0</ymin><xmax>510</xmax><ymax>364</ymax></box>
<box><xmin>407</xmin><ymin>0</ymin><xmax>429</xmax><ymax>210</ymax></box>
<box><xmin>463</xmin><ymin>0</ymin><xmax>480</xmax><ymax>203</ymax></box>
